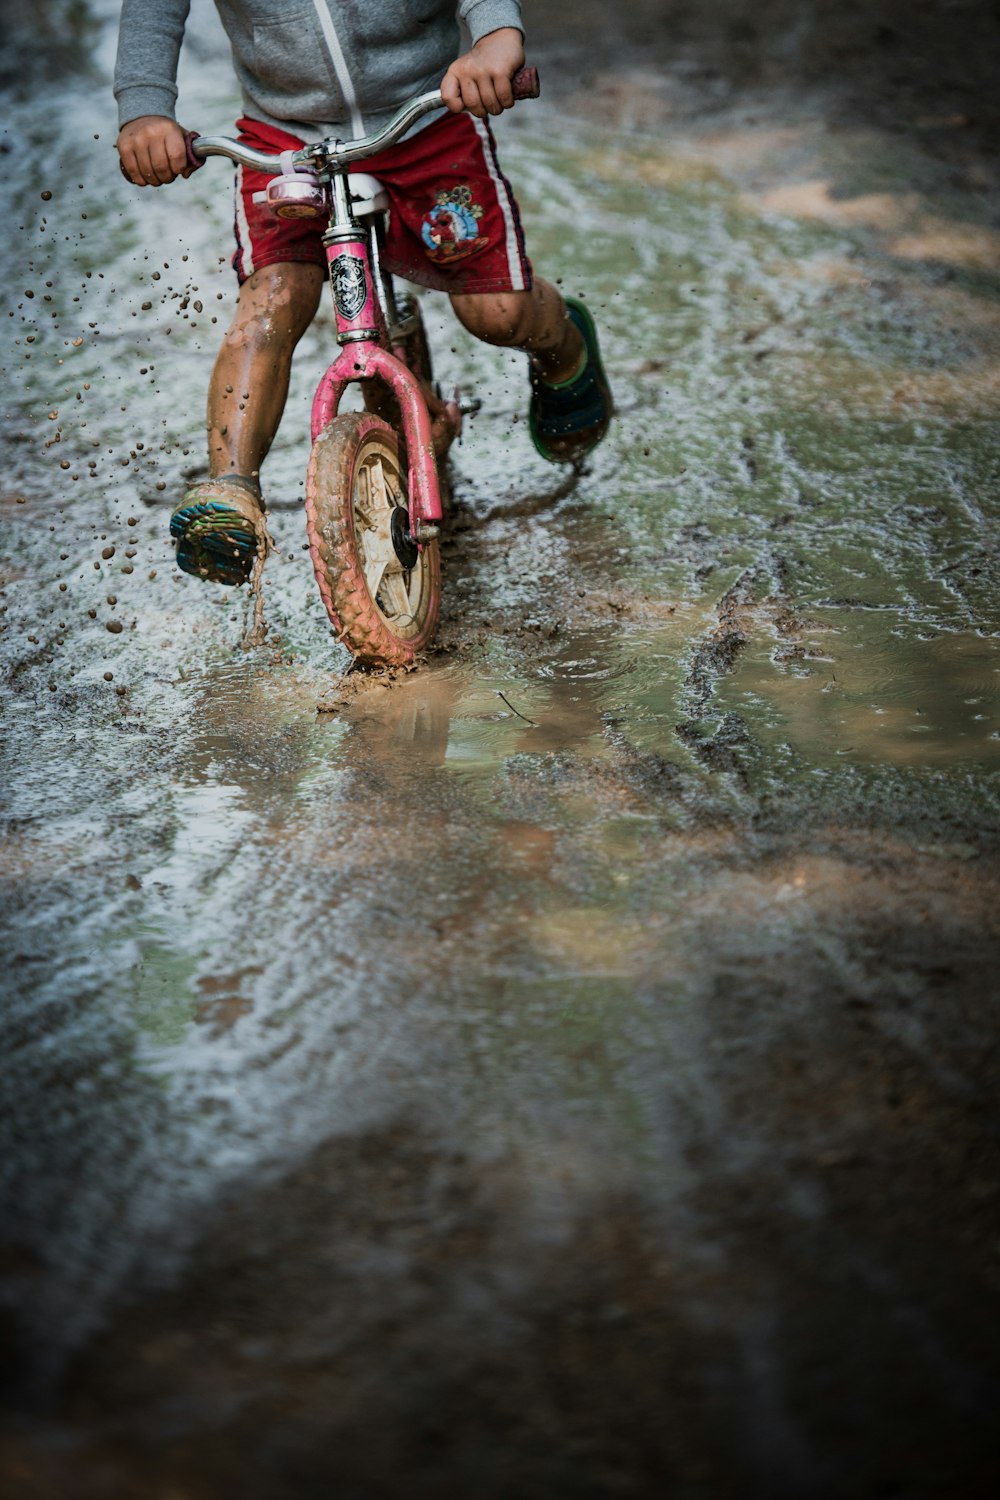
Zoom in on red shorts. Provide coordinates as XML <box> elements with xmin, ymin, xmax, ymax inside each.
<box><xmin>232</xmin><ymin>110</ymin><xmax>533</xmax><ymax>296</ymax></box>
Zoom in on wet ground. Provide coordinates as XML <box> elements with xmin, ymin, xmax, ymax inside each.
<box><xmin>2</xmin><ymin>1</ymin><xmax>1000</xmax><ymax>1495</ymax></box>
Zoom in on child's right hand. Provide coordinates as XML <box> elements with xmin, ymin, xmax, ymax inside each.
<box><xmin>117</xmin><ymin>116</ymin><xmax>194</xmax><ymax>186</ymax></box>
<box><xmin>441</xmin><ymin>27</ymin><xmax>525</xmax><ymax>118</ymax></box>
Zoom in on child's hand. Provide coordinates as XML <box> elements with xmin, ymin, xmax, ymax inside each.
<box><xmin>117</xmin><ymin>116</ymin><xmax>194</xmax><ymax>186</ymax></box>
<box><xmin>441</xmin><ymin>27</ymin><xmax>525</xmax><ymax>118</ymax></box>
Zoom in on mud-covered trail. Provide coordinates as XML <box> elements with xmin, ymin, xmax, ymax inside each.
<box><xmin>2</xmin><ymin>2</ymin><xmax>1000</xmax><ymax>1496</ymax></box>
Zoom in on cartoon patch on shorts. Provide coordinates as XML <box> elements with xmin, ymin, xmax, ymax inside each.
<box><xmin>421</xmin><ymin>185</ymin><xmax>489</xmax><ymax>265</ymax></box>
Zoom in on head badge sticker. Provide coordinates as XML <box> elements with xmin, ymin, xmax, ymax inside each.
<box><xmin>421</xmin><ymin>185</ymin><xmax>489</xmax><ymax>265</ymax></box>
<box><xmin>332</xmin><ymin>254</ymin><xmax>367</xmax><ymax>321</ymax></box>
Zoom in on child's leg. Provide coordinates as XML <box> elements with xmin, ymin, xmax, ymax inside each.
<box><xmin>450</xmin><ymin>278</ymin><xmax>583</xmax><ymax>384</ymax></box>
<box><xmin>357</xmin><ymin>112</ymin><xmax>612</xmax><ymax>461</ymax></box>
<box><xmin>170</xmin><ymin>261</ymin><xmax>322</xmax><ymax>586</ymax></box>
<box><xmin>207</xmin><ymin>262</ymin><xmax>325</xmax><ymax>481</ymax></box>
<box><xmin>451</xmin><ymin>277</ymin><xmax>612</xmax><ymax>464</ymax></box>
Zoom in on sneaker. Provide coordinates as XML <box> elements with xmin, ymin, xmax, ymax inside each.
<box><xmin>529</xmin><ymin>295</ymin><xmax>613</xmax><ymax>464</ymax></box>
<box><xmin>169</xmin><ymin>475</ymin><xmax>271</xmax><ymax>586</ymax></box>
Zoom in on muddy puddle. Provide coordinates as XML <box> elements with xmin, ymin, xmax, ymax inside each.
<box><xmin>2</xmin><ymin>2</ymin><xmax>1000</xmax><ymax>1495</ymax></box>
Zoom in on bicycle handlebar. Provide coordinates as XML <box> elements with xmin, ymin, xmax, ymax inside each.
<box><xmin>190</xmin><ymin>66</ymin><xmax>539</xmax><ymax>175</ymax></box>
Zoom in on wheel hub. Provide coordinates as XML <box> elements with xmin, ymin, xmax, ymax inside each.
<box><xmin>390</xmin><ymin>506</ymin><xmax>419</xmax><ymax>569</ymax></box>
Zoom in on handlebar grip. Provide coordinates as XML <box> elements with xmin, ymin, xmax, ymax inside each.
<box><xmin>185</xmin><ymin>130</ymin><xmax>206</xmax><ymax>168</ymax></box>
<box><xmin>512</xmin><ymin>66</ymin><xmax>540</xmax><ymax>100</ymax></box>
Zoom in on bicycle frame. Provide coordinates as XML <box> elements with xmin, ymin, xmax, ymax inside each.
<box><xmin>309</xmin><ymin>172</ymin><xmax>446</xmax><ymax>543</ymax></box>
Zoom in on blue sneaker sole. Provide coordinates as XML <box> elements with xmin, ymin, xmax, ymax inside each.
<box><xmin>170</xmin><ymin>501</ymin><xmax>258</xmax><ymax>586</ymax></box>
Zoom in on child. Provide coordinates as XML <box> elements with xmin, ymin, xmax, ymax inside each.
<box><xmin>115</xmin><ymin>0</ymin><xmax>612</xmax><ymax>586</ymax></box>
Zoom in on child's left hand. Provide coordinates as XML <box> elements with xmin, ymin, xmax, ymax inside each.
<box><xmin>441</xmin><ymin>27</ymin><xmax>525</xmax><ymax>118</ymax></box>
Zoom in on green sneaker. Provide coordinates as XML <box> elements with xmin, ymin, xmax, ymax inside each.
<box><xmin>169</xmin><ymin>475</ymin><xmax>270</xmax><ymax>586</ymax></box>
<box><xmin>529</xmin><ymin>296</ymin><xmax>613</xmax><ymax>464</ymax></box>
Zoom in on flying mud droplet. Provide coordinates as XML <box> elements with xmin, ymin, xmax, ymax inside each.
<box><xmin>106</xmin><ymin>620</ymin><xmax>124</xmax><ymax>634</ymax></box>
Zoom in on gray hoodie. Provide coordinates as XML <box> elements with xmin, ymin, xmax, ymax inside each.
<box><xmin>114</xmin><ymin>0</ymin><xmax>524</xmax><ymax>140</ymax></box>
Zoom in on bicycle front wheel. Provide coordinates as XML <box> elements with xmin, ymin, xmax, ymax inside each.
<box><xmin>305</xmin><ymin>412</ymin><xmax>441</xmax><ymax>665</ymax></box>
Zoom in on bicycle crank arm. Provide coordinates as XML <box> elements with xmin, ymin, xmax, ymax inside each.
<box><xmin>438</xmin><ymin>387</ymin><xmax>480</xmax><ymax>450</ymax></box>
<box><xmin>437</xmin><ymin>384</ymin><xmax>481</xmax><ymax>421</ymax></box>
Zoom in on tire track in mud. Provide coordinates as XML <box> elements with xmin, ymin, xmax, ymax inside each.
<box><xmin>431</xmin><ymin>465</ymin><xmax>799</xmax><ymax>816</ymax></box>
<box><xmin>675</xmin><ymin>552</ymin><xmax>806</xmax><ymax>787</ymax></box>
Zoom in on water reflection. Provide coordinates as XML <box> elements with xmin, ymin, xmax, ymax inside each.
<box><xmin>717</xmin><ymin>618</ymin><xmax>1000</xmax><ymax>767</ymax></box>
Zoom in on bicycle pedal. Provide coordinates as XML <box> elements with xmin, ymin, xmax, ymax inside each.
<box><xmin>457</xmin><ymin>396</ymin><xmax>482</xmax><ymax>417</ymax></box>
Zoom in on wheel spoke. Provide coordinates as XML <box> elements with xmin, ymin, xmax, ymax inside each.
<box><xmin>378</xmin><ymin>568</ymin><xmax>413</xmax><ymax>622</ymax></box>
<box><xmin>368</xmin><ymin>457</ymin><xmax>391</xmax><ymax>512</ymax></box>
<box><xmin>354</xmin><ymin>463</ymin><xmax>377</xmax><ymax>529</ymax></box>
<box><xmin>362</xmin><ymin>545</ymin><xmax>390</xmax><ymax>602</ymax></box>
<box><xmin>357</xmin><ymin>455</ymin><xmax>397</xmax><ymax>600</ymax></box>
<box><xmin>383</xmin><ymin>465</ymin><xmax>404</xmax><ymax>508</ymax></box>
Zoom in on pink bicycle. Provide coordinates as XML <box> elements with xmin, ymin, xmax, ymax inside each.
<box><xmin>190</xmin><ymin>69</ymin><xmax>539</xmax><ymax>665</ymax></box>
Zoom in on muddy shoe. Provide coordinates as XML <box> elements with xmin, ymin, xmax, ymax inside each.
<box><xmin>170</xmin><ymin>475</ymin><xmax>271</xmax><ymax>586</ymax></box>
<box><xmin>529</xmin><ymin>296</ymin><xmax>613</xmax><ymax>464</ymax></box>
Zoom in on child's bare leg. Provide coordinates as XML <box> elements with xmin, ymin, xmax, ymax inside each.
<box><xmin>449</xmin><ymin>277</ymin><xmax>583</xmax><ymax>381</ymax></box>
<box><xmin>451</xmin><ymin>276</ymin><xmax>612</xmax><ymax>463</ymax></box>
<box><xmin>207</xmin><ymin>262</ymin><xmax>324</xmax><ymax>481</ymax></box>
<box><xmin>171</xmin><ymin>262</ymin><xmax>324</xmax><ymax>585</ymax></box>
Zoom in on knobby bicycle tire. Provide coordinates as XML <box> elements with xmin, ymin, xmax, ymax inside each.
<box><xmin>305</xmin><ymin>411</ymin><xmax>441</xmax><ymax>665</ymax></box>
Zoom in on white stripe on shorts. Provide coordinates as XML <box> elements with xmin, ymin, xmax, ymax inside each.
<box><xmin>470</xmin><ymin>116</ymin><xmax>525</xmax><ymax>292</ymax></box>
<box><xmin>235</xmin><ymin>164</ymin><xmax>255</xmax><ymax>279</ymax></box>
